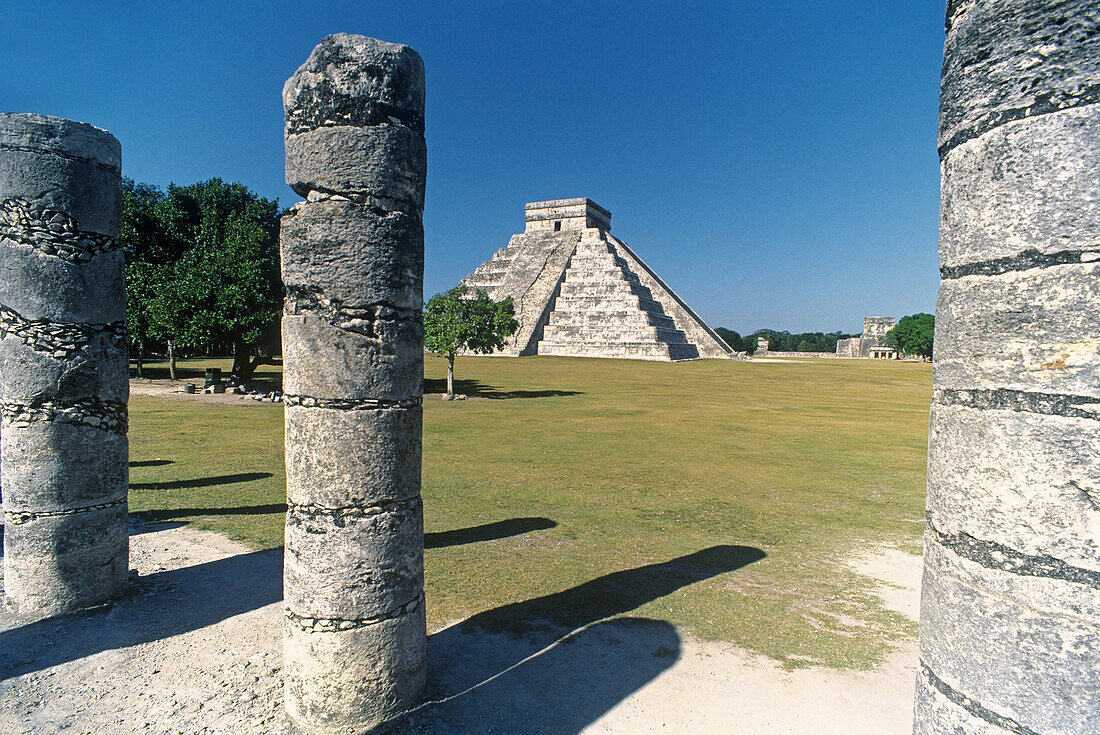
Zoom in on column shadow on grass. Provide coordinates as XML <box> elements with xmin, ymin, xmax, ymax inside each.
<box><xmin>0</xmin><ymin>545</ymin><xmax>283</xmax><ymax>681</ymax></box>
<box><xmin>129</xmin><ymin>459</ymin><xmax>173</xmax><ymax>468</ymax></box>
<box><xmin>395</xmin><ymin>544</ymin><xmax>765</xmax><ymax>733</ymax></box>
<box><xmin>129</xmin><ymin>472</ymin><xmax>272</xmax><ymax>491</ymax></box>
<box><xmin>424</xmin><ymin>377</ymin><xmax>583</xmax><ymax>400</ymax></box>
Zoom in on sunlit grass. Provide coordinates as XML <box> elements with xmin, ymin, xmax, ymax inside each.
<box><xmin>129</xmin><ymin>354</ymin><xmax>930</xmax><ymax>669</ymax></box>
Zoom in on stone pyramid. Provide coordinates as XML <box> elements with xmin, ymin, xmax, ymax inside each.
<box><xmin>461</xmin><ymin>198</ymin><xmax>732</xmax><ymax>360</ymax></box>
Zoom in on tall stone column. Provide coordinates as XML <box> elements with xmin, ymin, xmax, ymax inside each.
<box><xmin>281</xmin><ymin>34</ymin><xmax>427</xmax><ymax>734</ymax></box>
<box><xmin>0</xmin><ymin>114</ymin><xmax>127</xmax><ymax>617</ymax></box>
<box><xmin>916</xmin><ymin>2</ymin><xmax>1099</xmax><ymax>733</ymax></box>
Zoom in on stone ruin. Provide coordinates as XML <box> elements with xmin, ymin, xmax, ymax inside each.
<box><xmin>0</xmin><ymin>113</ymin><xmax>128</xmax><ymax>617</ymax></box>
<box><xmin>916</xmin><ymin>1</ymin><xmax>1099</xmax><ymax>733</ymax></box>
<box><xmin>280</xmin><ymin>34</ymin><xmax>427</xmax><ymax>733</ymax></box>
<box><xmin>835</xmin><ymin>316</ymin><xmax>895</xmax><ymax>358</ymax></box>
<box><xmin>462</xmin><ymin>198</ymin><xmax>733</xmax><ymax>361</ymax></box>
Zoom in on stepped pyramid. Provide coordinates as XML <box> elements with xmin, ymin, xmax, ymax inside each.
<box><xmin>461</xmin><ymin>198</ymin><xmax>732</xmax><ymax>360</ymax></box>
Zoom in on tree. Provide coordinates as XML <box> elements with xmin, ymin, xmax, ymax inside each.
<box><xmin>152</xmin><ymin>179</ymin><xmax>282</xmax><ymax>383</ymax></box>
<box><xmin>886</xmin><ymin>313</ymin><xmax>934</xmax><ymax>360</ymax></box>
<box><xmin>714</xmin><ymin>327</ymin><xmax>741</xmax><ymax>351</ymax></box>
<box><xmin>120</xmin><ymin>179</ymin><xmax>168</xmax><ymax>378</ymax></box>
<box><xmin>424</xmin><ymin>286</ymin><xmax>518</xmax><ymax>398</ymax></box>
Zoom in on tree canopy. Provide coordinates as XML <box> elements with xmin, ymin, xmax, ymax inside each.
<box><xmin>717</xmin><ymin>327</ymin><xmax>856</xmax><ymax>355</ymax></box>
<box><xmin>121</xmin><ymin>178</ymin><xmax>281</xmax><ymax>382</ymax></box>
<box><xmin>886</xmin><ymin>313</ymin><xmax>934</xmax><ymax>359</ymax></box>
<box><xmin>424</xmin><ymin>286</ymin><xmax>518</xmax><ymax>397</ymax></box>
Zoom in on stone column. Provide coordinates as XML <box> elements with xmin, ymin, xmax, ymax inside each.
<box><xmin>0</xmin><ymin>114</ymin><xmax>127</xmax><ymax>617</ymax></box>
<box><xmin>916</xmin><ymin>2</ymin><xmax>1099</xmax><ymax>733</ymax></box>
<box><xmin>281</xmin><ymin>34</ymin><xmax>427</xmax><ymax>734</ymax></box>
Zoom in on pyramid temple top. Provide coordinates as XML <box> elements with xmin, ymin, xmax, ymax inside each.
<box><xmin>524</xmin><ymin>198</ymin><xmax>611</xmax><ymax>233</ymax></box>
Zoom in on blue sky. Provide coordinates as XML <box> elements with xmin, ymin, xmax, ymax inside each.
<box><xmin>3</xmin><ymin>1</ymin><xmax>945</xmax><ymax>334</ymax></box>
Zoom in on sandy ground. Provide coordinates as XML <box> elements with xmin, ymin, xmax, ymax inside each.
<box><xmin>0</xmin><ymin>522</ymin><xmax>920</xmax><ymax>734</ymax></box>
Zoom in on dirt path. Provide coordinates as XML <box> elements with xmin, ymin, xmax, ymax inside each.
<box><xmin>0</xmin><ymin>523</ymin><xmax>919</xmax><ymax>734</ymax></box>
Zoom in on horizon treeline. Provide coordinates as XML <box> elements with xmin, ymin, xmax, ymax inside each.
<box><xmin>714</xmin><ymin>328</ymin><xmax>857</xmax><ymax>355</ymax></box>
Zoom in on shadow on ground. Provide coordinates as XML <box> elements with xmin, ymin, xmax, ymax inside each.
<box><xmin>130</xmin><ymin>472</ymin><xmax>272</xmax><ymax>491</ymax></box>
<box><xmin>129</xmin><ymin>459</ymin><xmax>173</xmax><ymax>468</ymax></box>
<box><xmin>424</xmin><ymin>377</ymin><xmax>583</xmax><ymax>400</ymax></box>
<box><xmin>426</xmin><ymin>517</ymin><xmax>556</xmax><ymax>548</ymax></box>
<box><xmin>395</xmin><ymin>544</ymin><xmax>765</xmax><ymax>733</ymax></box>
<box><xmin>0</xmin><ymin>545</ymin><xmax>283</xmax><ymax>681</ymax></box>
<box><xmin>136</xmin><ymin>503</ymin><xmax>287</xmax><ymax>524</ymax></box>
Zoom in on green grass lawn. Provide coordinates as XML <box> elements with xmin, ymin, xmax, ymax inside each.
<box><xmin>129</xmin><ymin>354</ymin><xmax>931</xmax><ymax>670</ymax></box>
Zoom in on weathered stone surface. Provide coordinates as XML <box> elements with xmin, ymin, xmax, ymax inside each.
<box><xmin>938</xmin><ymin>0</ymin><xmax>1100</xmax><ymax>158</ymax></box>
<box><xmin>284</xmin><ymin>405</ymin><xmax>420</xmax><ymax>507</ymax></box>
<box><xmin>918</xmin><ymin>541</ymin><xmax>1099</xmax><ymax>734</ymax></box>
<box><xmin>283</xmin><ymin>33</ymin><xmax>425</xmax><ymax>137</ymax></box>
<box><xmin>285</xmin><ymin>500</ymin><xmax>423</xmax><ymax>619</ymax></box>
<box><xmin>284</xmin><ymin>125</ymin><xmax>425</xmax><ymax>206</ymax></box>
<box><xmin>0</xmin><ymin>325</ymin><xmax>127</xmax><ymax>403</ymax></box>
<box><xmin>284</xmin><ymin>605</ymin><xmax>427</xmax><ymax>734</ymax></box>
<box><xmin>462</xmin><ymin>199</ymin><xmax>732</xmax><ymax>360</ymax></box>
<box><xmin>0</xmin><ymin>113</ymin><xmax>122</xmax><ymax>236</ymax></box>
<box><xmin>933</xmin><ymin>264</ymin><xmax>1100</xmax><ymax>396</ymax></box>
<box><xmin>0</xmin><ymin>420</ymin><xmax>127</xmax><ymax>511</ymax></box>
<box><xmin>281</xmin><ymin>314</ymin><xmax>422</xmax><ymax>402</ymax></box>
<box><xmin>2</xmin><ymin>504</ymin><xmax>128</xmax><ymax>616</ymax></box>
<box><xmin>281</xmin><ymin>200</ymin><xmax>422</xmax><ymax>310</ymax></box>
<box><xmin>917</xmin><ymin>2</ymin><xmax>1100</xmax><ymax>732</ymax></box>
<box><xmin>928</xmin><ymin>403</ymin><xmax>1100</xmax><ymax>565</ymax></box>
<box><xmin>0</xmin><ymin>113</ymin><xmax>127</xmax><ymax>618</ymax></box>
<box><xmin>940</xmin><ymin>108</ymin><xmax>1100</xmax><ymax>271</ymax></box>
<box><xmin>282</xmin><ymin>34</ymin><xmax>426</xmax><ymax>733</ymax></box>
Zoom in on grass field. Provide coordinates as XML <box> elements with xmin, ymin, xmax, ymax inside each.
<box><xmin>128</xmin><ymin>355</ymin><xmax>931</xmax><ymax>670</ymax></box>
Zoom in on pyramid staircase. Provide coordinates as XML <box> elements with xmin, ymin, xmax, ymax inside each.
<box><xmin>538</xmin><ymin>232</ymin><xmax>700</xmax><ymax>360</ymax></box>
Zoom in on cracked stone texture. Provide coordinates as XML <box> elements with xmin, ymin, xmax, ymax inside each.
<box><xmin>281</xmin><ymin>200</ymin><xmax>423</xmax><ymax>311</ymax></box>
<box><xmin>917</xmin><ymin>2</ymin><xmax>1100</xmax><ymax>733</ymax></box>
<box><xmin>282</xmin><ymin>34</ymin><xmax>426</xmax><ymax>734</ymax></box>
<box><xmin>283</xmin><ymin>405</ymin><xmax>420</xmax><ymax>509</ymax></box>
<box><xmin>0</xmin><ymin>113</ymin><xmax>126</xmax><ymax>618</ymax></box>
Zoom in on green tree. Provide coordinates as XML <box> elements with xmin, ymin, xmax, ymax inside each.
<box><xmin>150</xmin><ymin>179</ymin><xmax>282</xmax><ymax>383</ymax></box>
<box><xmin>714</xmin><ymin>327</ymin><xmax>741</xmax><ymax>351</ymax></box>
<box><xmin>120</xmin><ymin>179</ymin><xmax>169</xmax><ymax>377</ymax></box>
<box><xmin>424</xmin><ymin>286</ymin><xmax>518</xmax><ymax>397</ymax></box>
<box><xmin>886</xmin><ymin>313</ymin><xmax>934</xmax><ymax>359</ymax></box>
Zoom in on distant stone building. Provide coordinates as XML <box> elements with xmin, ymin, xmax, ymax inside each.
<box><xmin>461</xmin><ymin>198</ymin><xmax>733</xmax><ymax>360</ymax></box>
<box><xmin>836</xmin><ymin>316</ymin><xmax>896</xmax><ymax>358</ymax></box>
<box><xmin>756</xmin><ymin>337</ymin><xmax>769</xmax><ymax>356</ymax></box>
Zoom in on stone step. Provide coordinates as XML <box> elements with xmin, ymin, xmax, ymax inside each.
<box><xmin>564</xmin><ymin>267</ymin><xmax>641</xmax><ymax>283</ymax></box>
<box><xmin>558</xmin><ymin>281</ymin><xmax>639</xmax><ymax>297</ymax></box>
<box><xmin>565</xmin><ymin>255</ymin><xmax>620</xmax><ymax>269</ymax></box>
<box><xmin>547</xmin><ymin>310</ymin><xmax>676</xmax><ymax>328</ymax></box>
<box><xmin>551</xmin><ymin>295</ymin><xmax>667</xmax><ymax>312</ymax></box>
<box><xmin>538</xmin><ymin>340</ymin><xmax>684</xmax><ymax>361</ymax></box>
<box><xmin>542</xmin><ymin>324</ymin><xmax>690</xmax><ymax>344</ymax></box>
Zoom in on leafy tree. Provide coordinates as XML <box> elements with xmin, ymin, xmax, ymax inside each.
<box><xmin>120</xmin><ymin>179</ymin><xmax>169</xmax><ymax>377</ymax></box>
<box><xmin>424</xmin><ymin>287</ymin><xmax>518</xmax><ymax>397</ymax></box>
<box><xmin>151</xmin><ymin>179</ymin><xmax>281</xmax><ymax>383</ymax></box>
<box><xmin>714</xmin><ymin>327</ymin><xmax>741</xmax><ymax>351</ymax></box>
<box><xmin>886</xmin><ymin>313</ymin><xmax>934</xmax><ymax>360</ymax></box>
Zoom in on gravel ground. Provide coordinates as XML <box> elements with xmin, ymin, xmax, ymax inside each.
<box><xmin>0</xmin><ymin>521</ymin><xmax>919</xmax><ymax>734</ymax></box>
